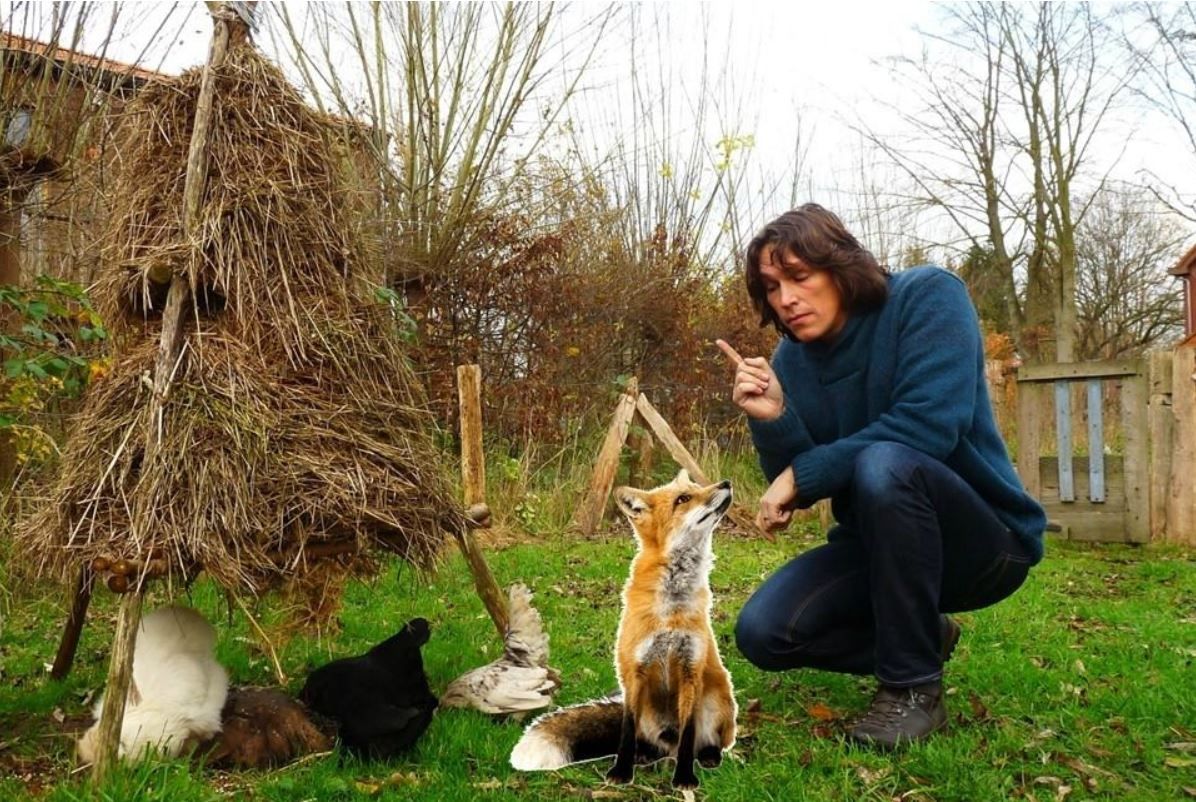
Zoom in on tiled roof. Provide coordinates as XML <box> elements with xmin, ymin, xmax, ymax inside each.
<box><xmin>2</xmin><ymin>31</ymin><xmax>166</xmax><ymax>85</ymax></box>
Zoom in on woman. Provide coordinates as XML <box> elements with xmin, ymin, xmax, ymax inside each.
<box><xmin>717</xmin><ymin>203</ymin><xmax>1045</xmax><ymax>750</ymax></box>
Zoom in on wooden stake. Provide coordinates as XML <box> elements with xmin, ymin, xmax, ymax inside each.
<box><xmin>572</xmin><ymin>378</ymin><xmax>639</xmax><ymax>536</ymax></box>
<box><xmin>455</xmin><ymin>364</ymin><xmax>508</xmax><ymax>637</ymax></box>
<box><xmin>633</xmin><ymin>393</ymin><xmax>762</xmax><ymax>536</ymax></box>
<box><xmin>457</xmin><ymin>365</ymin><xmax>486</xmax><ymax>507</ymax></box>
<box><xmin>92</xmin><ymin>5</ymin><xmax>241</xmax><ymax>778</ymax></box>
<box><xmin>49</xmin><ymin>566</ymin><xmax>93</xmax><ymax>681</ymax></box>
<box><xmin>91</xmin><ymin>590</ymin><xmax>143</xmax><ymax>782</ymax></box>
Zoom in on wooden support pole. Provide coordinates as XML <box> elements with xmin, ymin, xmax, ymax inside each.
<box><xmin>92</xmin><ymin>4</ymin><xmax>239</xmax><ymax>778</ymax></box>
<box><xmin>49</xmin><ymin>567</ymin><xmax>93</xmax><ymax>681</ymax></box>
<box><xmin>455</xmin><ymin>364</ymin><xmax>508</xmax><ymax>638</ymax></box>
<box><xmin>91</xmin><ymin>590</ymin><xmax>143</xmax><ymax>781</ymax></box>
<box><xmin>458</xmin><ymin>364</ymin><xmax>486</xmax><ymax>507</ymax></box>
<box><xmin>633</xmin><ymin>393</ymin><xmax>762</xmax><ymax>536</ymax></box>
<box><xmin>572</xmin><ymin>378</ymin><xmax>639</xmax><ymax>536</ymax></box>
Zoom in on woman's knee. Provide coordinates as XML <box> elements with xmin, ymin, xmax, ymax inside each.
<box><xmin>734</xmin><ymin>601</ymin><xmax>787</xmax><ymax>671</ymax></box>
<box><xmin>852</xmin><ymin>441</ymin><xmax>926</xmax><ymax>504</ymax></box>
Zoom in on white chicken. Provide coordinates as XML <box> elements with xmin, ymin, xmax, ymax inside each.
<box><xmin>440</xmin><ymin>583</ymin><xmax>561</xmax><ymax>715</ymax></box>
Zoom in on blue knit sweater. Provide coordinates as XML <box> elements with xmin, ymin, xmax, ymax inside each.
<box><xmin>748</xmin><ymin>266</ymin><xmax>1046</xmax><ymax>563</ymax></box>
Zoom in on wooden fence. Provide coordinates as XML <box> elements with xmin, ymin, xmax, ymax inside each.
<box><xmin>1013</xmin><ymin>346</ymin><xmax>1195</xmax><ymax>545</ymax></box>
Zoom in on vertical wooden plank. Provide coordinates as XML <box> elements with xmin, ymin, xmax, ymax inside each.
<box><xmin>1166</xmin><ymin>347</ymin><xmax>1196</xmax><ymax>545</ymax></box>
<box><xmin>572</xmin><ymin>378</ymin><xmax>639</xmax><ymax>536</ymax></box>
<box><xmin>91</xmin><ymin>590</ymin><xmax>143</xmax><ymax>781</ymax></box>
<box><xmin>1016</xmin><ymin>381</ymin><xmax>1043</xmax><ymax>497</ymax></box>
<box><xmin>1055</xmin><ymin>380</ymin><xmax>1075</xmax><ymax>502</ymax></box>
<box><xmin>1086</xmin><ymin>379</ymin><xmax>1105</xmax><ymax>502</ymax></box>
<box><xmin>1148</xmin><ymin>350</ymin><xmax>1174</xmax><ymax>541</ymax></box>
<box><xmin>456</xmin><ymin>364</ymin><xmax>485</xmax><ymax>506</ymax></box>
<box><xmin>455</xmin><ymin>363</ymin><xmax>507</xmax><ymax>637</ymax></box>
<box><xmin>1121</xmin><ymin>367</ymin><xmax>1151</xmax><ymax>544</ymax></box>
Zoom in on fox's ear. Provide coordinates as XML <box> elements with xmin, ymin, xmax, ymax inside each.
<box><xmin>674</xmin><ymin>468</ymin><xmax>690</xmax><ymax>485</ymax></box>
<box><xmin>614</xmin><ymin>487</ymin><xmax>648</xmax><ymax>518</ymax></box>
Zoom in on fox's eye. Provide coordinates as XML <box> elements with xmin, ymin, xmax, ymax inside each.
<box><xmin>675</xmin><ymin>494</ymin><xmax>691</xmax><ymax>506</ymax></box>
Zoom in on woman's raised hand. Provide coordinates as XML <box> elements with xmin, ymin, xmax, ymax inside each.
<box><xmin>716</xmin><ymin>339</ymin><xmax>783</xmax><ymax>422</ymax></box>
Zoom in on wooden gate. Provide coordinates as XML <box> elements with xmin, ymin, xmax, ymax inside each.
<box><xmin>1015</xmin><ymin>359</ymin><xmax>1149</xmax><ymax>543</ymax></box>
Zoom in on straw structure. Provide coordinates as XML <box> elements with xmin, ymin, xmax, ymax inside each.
<box><xmin>17</xmin><ymin>45</ymin><xmax>463</xmax><ymax>598</ymax></box>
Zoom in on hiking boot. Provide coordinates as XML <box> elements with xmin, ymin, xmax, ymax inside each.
<box><xmin>941</xmin><ymin>615</ymin><xmax>962</xmax><ymax>664</ymax></box>
<box><xmin>848</xmin><ymin>682</ymin><xmax>947</xmax><ymax>750</ymax></box>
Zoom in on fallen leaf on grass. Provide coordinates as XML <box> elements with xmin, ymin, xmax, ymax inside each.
<box><xmin>811</xmin><ymin>723</ymin><xmax>835</xmax><ymax>739</ymax></box>
<box><xmin>968</xmin><ymin>692</ymin><xmax>990</xmax><ymax>721</ymax></box>
<box><xmin>1166</xmin><ymin>742</ymin><xmax>1196</xmax><ymax>753</ymax></box>
<box><xmin>1181</xmin><ymin>787</ymin><xmax>1196</xmax><ymax>798</ymax></box>
<box><xmin>807</xmin><ymin>702</ymin><xmax>839</xmax><ymax>722</ymax></box>
<box><xmin>1165</xmin><ymin>756</ymin><xmax>1196</xmax><ymax>769</ymax></box>
<box><xmin>472</xmin><ymin>779</ymin><xmax>504</xmax><ymax>790</ymax></box>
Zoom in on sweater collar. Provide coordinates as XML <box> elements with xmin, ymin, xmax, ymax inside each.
<box><xmin>803</xmin><ymin>309</ymin><xmax>868</xmax><ymax>358</ymax></box>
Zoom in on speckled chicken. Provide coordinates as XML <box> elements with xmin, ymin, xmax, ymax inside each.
<box><xmin>440</xmin><ymin>583</ymin><xmax>561</xmax><ymax>715</ymax></box>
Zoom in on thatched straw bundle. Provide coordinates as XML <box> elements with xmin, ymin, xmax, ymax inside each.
<box><xmin>17</xmin><ymin>45</ymin><xmax>463</xmax><ymax>596</ymax></box>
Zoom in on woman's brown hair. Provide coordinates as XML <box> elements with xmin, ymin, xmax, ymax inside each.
<box><xmin>745</xmin><ymin>204</ymin><xmax>888</xmax><ymax>339</ymax></box>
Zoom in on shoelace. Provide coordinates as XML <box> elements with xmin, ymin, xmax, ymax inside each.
<box><xmin>858</xmin><ymin>689</ymin><xmax>928</xmax><ymax>727</ymax></box>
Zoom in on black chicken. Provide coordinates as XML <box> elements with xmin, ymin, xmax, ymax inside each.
<box><xmin>299</xmin><ymin>617</ymin><xmax>438</xmax><ymax>759</ymax></box>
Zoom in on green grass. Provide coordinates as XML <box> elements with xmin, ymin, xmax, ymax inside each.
<box><xmin>1</xmin><ymin>528</ymin><xmax>1195</xmax><ymax>801</ymax></box>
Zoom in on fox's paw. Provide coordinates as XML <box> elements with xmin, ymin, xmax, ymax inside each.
<box><xmin>671</xmin><ymin>767</ymin><xmax>700</xmax><ymax>790</ymax></box>
<box><xmin>697</xmin><ymin>745</ymin><xmax>723</xmax><ymax>768</ymax></box>
<box><xmin>605</xmin><ymin>763</ymin><xmax>634</xmax><ymax>785</ymax></box>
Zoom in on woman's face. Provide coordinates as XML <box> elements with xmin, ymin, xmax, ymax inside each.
<box><xmin>759</xmin><ymin>244</ymin><xmax>847</xmax><ymax>342</ymax></box>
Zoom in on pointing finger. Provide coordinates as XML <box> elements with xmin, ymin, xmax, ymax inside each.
<box><xmin>715</xmin><ymin>339</ymin><xmax>744</xmax><ymax>367</ymax></box>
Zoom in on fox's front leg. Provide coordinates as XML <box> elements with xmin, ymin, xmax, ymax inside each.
<box><xmin>605</xmin><ymin>703</ymin><xmax>637</xmax><ymax>784</ymax></box>
<box><xmin>671</xmin><ymin>675</ymin><xmax>700</xmax><ymax>788</ymax></box>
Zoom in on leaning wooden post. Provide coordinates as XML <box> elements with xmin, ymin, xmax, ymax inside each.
<box><xmin>633</xmin><ymin>393</ymin><xmax>763</xmax><ymax>536</ymax></box>
<box><xmin>573</xmin><ymin>378</ymin><xmax>639</xmax><ymax>536</ymax></box>
<box><xmin>455</xmin><ymin>364</ymin><xmax>508</xmax><ymax>638</ymax></box>
<box><xmin>93</xmin><ymin>3</ymin><xmax>240</xmax><ymax>780</ymax></box>
<box><xmin>49</xmin><ymin>566</ymin><xmax>93</xmax><ymax>681</ymax></box>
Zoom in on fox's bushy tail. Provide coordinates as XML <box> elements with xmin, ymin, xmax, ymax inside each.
<box><xmin>509</xmin><ymin>698</ymin><xmax>625</xmax><ymax>770</ymax></box>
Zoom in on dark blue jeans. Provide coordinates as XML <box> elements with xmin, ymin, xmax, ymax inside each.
<box><xmin>735</xmin><ymin>441</ymin><xmax>1034</xmax><ymax>687</ymax></box>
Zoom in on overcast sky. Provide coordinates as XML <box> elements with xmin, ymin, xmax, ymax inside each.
<box><xmin>5</xmin><ymin>1</ymin><xmax>1192</xmax><ymax>260</ymax></box>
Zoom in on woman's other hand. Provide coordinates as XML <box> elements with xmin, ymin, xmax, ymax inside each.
<box><xmin>757</xmin><ymin>466</ymin><xmax>798</xmax><ymax>533</ymax></box>
<box><xmin>716</xmin><ymin>339</ymin><xmax>783</xmax><ymax>421</ymax></box>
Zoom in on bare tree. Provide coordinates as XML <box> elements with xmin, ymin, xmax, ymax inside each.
<box><xmin>270</xmin><ymin>3</ymin><xmax>613</xmax><ymax>298</ymax></box>
<box><xmin>1075</xmin><ymin>186</ymin><xmax>1186</xmax><ymax>359</ymax></box>
<box><xmin>860</xmin><ymin>3</ymin><xmax>1136</xmax><ymax>362</ymax></box>
<box><xmin>1132</xmin><ymin>2</ymin><xmax>1196</xmax><ymax>222</ymax></box>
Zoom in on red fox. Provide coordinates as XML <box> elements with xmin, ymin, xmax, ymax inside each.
<box><xmin>510</xmin><ymin>470</ymin><xmax>737</xmax><ymax>789</ymax></box>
